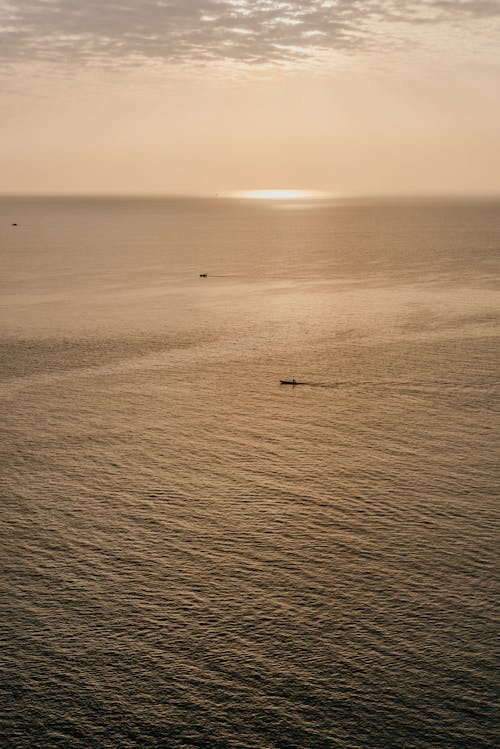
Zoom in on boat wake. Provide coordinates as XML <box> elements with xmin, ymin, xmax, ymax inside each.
<box><xmin>280</xmin><ymin>379</ymin><xmax>499</xmax><ymax>390</ymax></box>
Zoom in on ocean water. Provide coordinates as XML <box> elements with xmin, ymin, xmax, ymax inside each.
<box><xmin>1</xmin><ymin>196</ymin><xmax>499</xmax><ymax>749</ymax></box>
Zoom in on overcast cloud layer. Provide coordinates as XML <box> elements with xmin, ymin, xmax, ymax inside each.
<box><xmin>1</xmin><ymin>0</ymin><xmax>499</xmax><ymax>67</ymax></box>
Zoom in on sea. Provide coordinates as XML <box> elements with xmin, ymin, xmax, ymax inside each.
<box><xmin>1</xmin><ymin>196</ymin><xmax>499</xmax><ymax>749</ymax></box>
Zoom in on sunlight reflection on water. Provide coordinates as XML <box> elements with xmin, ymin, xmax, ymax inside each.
<box><xmin>1</xmin><ymin>196</ymin><xmax>499</xmax><ymax>749</ymax></box>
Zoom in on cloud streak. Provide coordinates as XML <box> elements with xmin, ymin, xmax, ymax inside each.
<box><xmin>1</xmin><ymin>0</ymin><xmax>499</xmax><ymax>67</ymax></box>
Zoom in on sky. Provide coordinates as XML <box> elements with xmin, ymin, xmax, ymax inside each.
<box><xmin>1</xmin><ymin>0</ymin><xmax>500</xmax><ymax>196</ymax></box>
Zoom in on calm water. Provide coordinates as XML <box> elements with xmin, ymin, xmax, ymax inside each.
<box><xmin>1</xmin><ymin>196</ymin><xmax>499</xmax><ymax>748</ymax></box>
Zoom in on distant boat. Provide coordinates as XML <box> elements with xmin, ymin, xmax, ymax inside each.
<box><xmin>200</xmin><ymin>273</ymin><xmax>207</xmax><ymax>277</ymax></box>
<box><xmin>280</xmin><ymin>379</ymin><xmax>298</xmax><ymax>385</ymax></box>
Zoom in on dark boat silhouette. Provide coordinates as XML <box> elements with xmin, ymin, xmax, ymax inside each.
<box><xmin>280</xmin><ymin>379</ymin><xmax>298</xmax><ymax>385</ymax></box>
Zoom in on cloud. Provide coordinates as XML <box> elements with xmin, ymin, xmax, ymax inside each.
<box><xmin>0</xmin><ymin>0</ymin><xmax>499</xmax><ymax>68</ymax></box>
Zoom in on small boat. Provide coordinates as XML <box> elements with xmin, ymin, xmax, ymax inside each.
<box><xmin>280</xmin><ymin>379</ymin><xmax>297</xmax><ymax>385</ymax></box>
<box><xmin>200</xmin><ymin>273</ymin><xmax>207</xmax><ymax>277</ymax></box>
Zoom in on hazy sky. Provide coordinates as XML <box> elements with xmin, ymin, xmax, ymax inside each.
<box><xmin>1</xmin><ymin>0</ymin><xmax>500</xmax><ymax>195</ymax></box>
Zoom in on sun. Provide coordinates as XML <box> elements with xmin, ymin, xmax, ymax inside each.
<box><xmin>229</xmin><ymin>189</ymin><xmax>326</xmax><ymax>200</ymax></box>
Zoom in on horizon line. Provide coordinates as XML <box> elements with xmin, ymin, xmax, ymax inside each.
<box><xmin>1</xmin><ymin>190</ymin><xmax>500</xmax><ymax>200</ymax></box>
